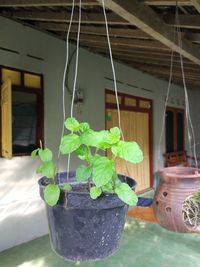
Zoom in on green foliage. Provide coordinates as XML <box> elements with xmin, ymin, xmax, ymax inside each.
<box><xmin>32</xmin><ymin>117</ymin><xmax>143</xmax><ymax>207</ymax></box>
<box><xmin>60</xmin><ymin>183</ymin><xmax>72</xmax><ymax>191</ymax></box>
<box><xmin>36</xmin><ymin>161</ymin><xmax>56</xmax><ymax>179</ymax></box>
<box><xmin>76</xmin><ymin>165</ymin><xmax>92</xmax><ymax>182</ymax></box>
<box><xmin>60</xmin><ymin>134</ymin><xmax>81</xmax><ymax>154</ymax></box>
<box><xmin>194</xmin><ymin>191</ymin><xmax>200</xmax><ymax>203</ymax></box>
<box><xmin>90</xmin><ymin>186</ymin><xmax>102</xmax><ymax>199</ymax></box>
<box><xmin>39</xmin><ymin>148</ymin><xmax>53</xmax><ymax>162</ymax></box>
<box><xmin>92</xmin><ymin>157</ymin><xmax>115</xmax><ymax>187</ymax></box>
<box><xmin>112</xmin><ymin>141</ymin><xmax>143</xmax><ymax>163</ymax></box>
<box><xmin>44</xmin><ymin>184</ymin><xmax>60</xmax><ymax>206</ymax></box>
<box><xmin>65</xmin><ymin>117</ymin><xmax>80</xmax><ymax>132</ymax></box>
<box><xmin>115</xmin><ymin>183</ymin><xmax>138</xmax><ymax>206</ymax></box>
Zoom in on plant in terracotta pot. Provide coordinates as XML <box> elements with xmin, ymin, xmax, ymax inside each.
<box><xmin>32</xmin><ymin>117</ymin><xmax>143</xmax><ymax>261</ymax></box>
<box><xmin>153</xmin><ymin>166</ymin><xmax>200</xmax><ymax>233</ymax></box>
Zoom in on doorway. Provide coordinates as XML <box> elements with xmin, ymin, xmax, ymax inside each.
<box><xmin>105</xmin><ymin>90</ymin><xmax>153</xmax><ymax>192</ymax></box>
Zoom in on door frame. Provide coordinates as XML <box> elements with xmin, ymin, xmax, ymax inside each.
<box><xmin>105</xmin><ymin>89</ymin><xmax>154</xmax><ymax>191</ymax></box>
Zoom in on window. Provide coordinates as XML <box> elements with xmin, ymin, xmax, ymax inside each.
<box><xmin>165</xmin><ymin>107</ymin><xmax>184</xmax><ymax>153</ymax></box>
<box><xmin>0</xmin><ymin>66</ymin><xmax>44</xmax><ymax>158</ymax></box>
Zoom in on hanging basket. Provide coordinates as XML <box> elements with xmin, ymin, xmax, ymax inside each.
<box><xmin>153</xmin><ymin>166</ymin><xmax>200</xmax><ymax>233</ymax></box>
<box><xmin>39</xmin><ymin>172</ymin><xmax>136</xmax><ymax>261</ymax></box>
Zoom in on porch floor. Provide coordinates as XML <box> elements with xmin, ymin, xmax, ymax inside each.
<box><xmin>0</xmin><ymin>216</ymin><xmax>199</xmax><ymax>267</ymax></box>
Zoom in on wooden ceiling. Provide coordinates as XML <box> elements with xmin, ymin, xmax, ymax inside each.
<box><xmin>1</xmin><ymin>0</ymin><xmax>200</xmax><ymax>89</ymax></box>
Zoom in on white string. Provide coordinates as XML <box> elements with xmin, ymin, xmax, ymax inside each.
<box><xmin>70</xmin><ymin>1</ymin><xmax>82</xmax><ymax>118</ymax></box>
<box><xmin>175</xmin><ymin>6</ymin><xmax>198</xmax><ymax>168</ymax></box>
<box><xmin>101</xmin><ymin>0</ymin><xmax>132</xmax><ymax>177</ymax></box>
<box><xmin>57</xmin><ymin>0</ymin><xmax>75</xmax><ymax>183</ymax></box>
<box><xmin>58</xmin><ymin>0</ymin><xmax>75</xmax><ymax>160</ymax></box>
<box><xmin>101</xmin><ymin>0</ymin><xmax>124</xmax><ymax>140</ymax></box>
<box><xmin>158</xmin><ymin>47</ymin><xmax>175</xmax><ymax>164</ymax></box>
<box><xmin>66</xmin><ymin>0</ymin><xmax>82</xmax><ymax>179</ymax></box>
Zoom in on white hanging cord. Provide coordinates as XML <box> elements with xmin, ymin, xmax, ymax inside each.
<box><xmin>158</xmin><ymin>49</ymin><xmax>174</xmax><ymax>164</ymax></box>
<box><xmin>58</xmin><ymin>0</ymin><xmax>75</xmax><ymax>160</ymax></box>
<box><xmin>157</xmin><ymin>12</ymin><xmax>177</xmax><ymax>165</ymax></box>
<box><xmin>70</xmin><ymin>1</ymin><xmax>82</xmax><ymax>118</ymax></box>
<box><xmin>101</xmin><ymin>0</ymin><xmax>124</xmax><ymax>140</ymax></box>
<box><xmin>175</xmin><ymin>5</ymin><xmax>198</xmax><ymax>168</ymax></box>
<box><xmin>66</xmin><ymin>0</ymin><xmax>82</xmax><ymax>179</ymax></box>
<box><xmin>56</xmin><ymin>0</ymin><xmax>75</xmax><ymax>184</ymax></box>
<box><xmin>101</xmin><ymin>0</ymin><xmax>132</xmax><ymax>177</ymax></box>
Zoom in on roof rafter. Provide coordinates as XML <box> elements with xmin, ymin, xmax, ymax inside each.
<box><xmin>0</xmin><ymin>0</ymin><xmax>99</xmax><ymax>7</ymax></box>
<box><xmin>188</xmin><ymin>0</ymin><xmax>200</xmax><ymax>13</ymax></box>
<box><xmin>144</xmin><ymin>0</ymin><xmax>192</xmax><ymax>6</ymax></box>
<box><xmin>5</xmin><ymin>10</ymin><xmax>128</xmax><ymax>25</ymax></box>
<box><xmin>96</xmin><ymin>0</ymin><xmax>200</xmax><ymax>66</ymax></box>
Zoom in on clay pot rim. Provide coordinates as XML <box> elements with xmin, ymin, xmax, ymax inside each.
<box><xmin>159</xmin><ymin>166</ymin><xmax>200</xmax><ymax>178</ymax></box>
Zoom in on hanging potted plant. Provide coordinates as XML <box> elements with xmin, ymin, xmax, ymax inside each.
<box><xmin>32</xmin><ymin>117</ymin><xmax>143</xmax><ymax>261</ymax></box>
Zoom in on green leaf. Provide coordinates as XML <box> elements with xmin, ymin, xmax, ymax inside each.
<box><xmin>44</xmin><ymin>184</ymin><xmax>60</xmax><ymax>206</ymax></box>
<box><xmin>115</xmin><ymin>183</ymin><xmax>138</xmax><ymax>206</ymax></box>
<box><xmin>76</xmin><ymin>165</ymin><xmax>92</xmax><ymax>182</ymax></box>
<box><xmin>60</xmin><ymin>183</ymin><xmax>72</xmax><ymax>191</ymax></box>
<box><xmin>90</xmin><ymin>186</ymin><xmax>102</xmax><ymax>199</ymax></box>
<box><xmin>64</xmin><ymin>117</ymin><xmax>80</xmax><ymax>132</ymax></box>
<box><xmin>31</xmin><ymin>148</ymin><xmax>39</xmax><ymax>158</ymax></box>
<box><xmin>75</xmin><ymin>145</ymin><xmax>90</xmax><ymax>161</ymax></box>
<box><xmin>111</xmin><ymin>141</ymin><xmax>143</xmax><ymax>163</ymax></box>
<box><xmin>107</xmin><ymin>127</ymin><xmax>121</xmax><ymax>144</ymax></box>
<box><xmin>101</xmin><ymin>182</ymin><xmax>114</xmax><ymax>193</ymax></box>
<box><xmin>79</xmin><ymin>122</ymin><xmax>90</xmax><ymax>132</ymax></box>
<box><xmin>80</xmin><ymin>129</ymin><xmax>111</xmax><ymax>149</ymax></box>
<box><xmin>80</xmin><ymin>129</ymin><xmax>99</xmax><ymax>147</ymax></box>
<box><xmin>60</xmin><ymin>134</ymin><xmax>81</xmax><ymax>154</ymax></box>
<box><xmin>92</xmin><ymin>157</ymin><xmax>115</xmax><ymax>187</ymax></box>
<box><xmin>39</xmin><ymin>148</ymin><xmax>53</xmax><ymax>162</ymax></box>
<box><xmin>36</xmin><ymin>161</ymin><xmax>56</xmax><ymax>179</ymax></box>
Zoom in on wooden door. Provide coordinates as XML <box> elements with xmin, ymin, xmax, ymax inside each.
<box><xmin>1</xmin><ymin>79</ymin><xmax>12</xmax><ymax>159</ymax></box>
<box><xmin>106</xmin><ymin>91</ymin><xmax>152</xmax><ymax>192</ymax></box>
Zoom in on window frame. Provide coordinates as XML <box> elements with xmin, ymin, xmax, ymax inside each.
<box><xmin>165</xmin><ymin>106</ymin><xmax>185</xmax><ymax>153</ymax></box>
<box><xmin>0</xmin><ymin>65</ymin><xmax>44</xmax><ymax>157</ymax></box>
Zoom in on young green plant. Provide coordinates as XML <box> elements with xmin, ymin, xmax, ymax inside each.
<box><xmin>32</xmin><ymin>117</ymin><xmax>143</xmax><ymax>207</ymax></box>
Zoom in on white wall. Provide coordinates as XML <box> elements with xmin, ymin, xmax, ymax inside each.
<box><xmin>0</xmin><ymin>15</ymin><xmax>199</xmax><ymax>251</ymax></box>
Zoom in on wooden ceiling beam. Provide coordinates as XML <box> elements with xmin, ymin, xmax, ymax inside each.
<box><xmin>92</xmin><ymin>47</ymin><xmax>196</xmax><ymax>64</ymax></box>
<box><xmin>96</xmin><ymin>0</ymin><xmax>200</xmax><ymax>66</ymax></box>
<box><xmin>85</xmin><ymin>44</ymin><xmax>179</xmax><ymax>57</ymax></box>
<box><xmin>38</xmin><ymin>23</ymin><xmax>151</xmax><ymax>39</ymax></box>
<box><xmin>190</xmin><ymin>0</ymin><xmax>200</xmax><ymax>13</ymax></box>
<box><xmin>131</xmin><ymin>63</ymin><xmax>200</xmax><ymax>78</ymax></box>
<box><xmin>144</xmin><ymin>0</ymin><xmax>192</xmax><ymax>6</ymax></box>
<box><xmin>164</xmin><ymin>14</ymin><xmax>200</xmax><ymax>29</ymax></box>
<box><xmin>110</xmin><ymin>55</ymin><xmax>197</xmax><ymax>69</ymax></box>
<box><xmin>118</xmin><ymin>58</ymin><xmax>200</xmax><ymax>72</ymax></box>
<box><xmin>185</xmin><ymin>32</ymin><xmax>200</xmax><ymax>43</ymax></box>
<box><xmin>70</xmin><ymin>34</ymin><xmax>169</xmax><ymax>50</ymax></box>
<box><xmin>0</xmin><ymin>0</ymin><xmax>99</xmax><ymax>7</ymax></box>
<box><xmin>6</xmin><ymin>11</ymin><xmax>128</xmax><ymax>25</ymax></box>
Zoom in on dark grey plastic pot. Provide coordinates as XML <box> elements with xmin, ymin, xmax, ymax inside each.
<box><xmin>39</xmin><ymin>172</ymin><xmax>136</xmax><ymax>262</ymax></box>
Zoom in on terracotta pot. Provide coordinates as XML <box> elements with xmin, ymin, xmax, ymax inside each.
<box><xmin>153</xmin><ymin>167</ymin><xmax>200</xmax><ymax>233</ymax></box>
